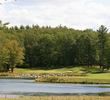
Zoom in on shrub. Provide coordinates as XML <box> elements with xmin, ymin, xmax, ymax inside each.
<box><xmin>45</xmin><ymin>76</ymin><xmax>58</xmax><ymax>82</ymax></box>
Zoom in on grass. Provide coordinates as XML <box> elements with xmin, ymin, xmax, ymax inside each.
<box><xmin>1</xmin><ymin>96</ymin><xmax>110</xmax><ymax>100</ymax></box>
<box><xmin>14</xmin><ymin>66</ymin><xmax>103</xmax><ymax>74</ymax></box>
<box><xmin>35</xmin><ymin>76</ymin><xmax>110</xmax><ymax>84</ymax></box>
<box><xmin>14</xmin><ymin>68</ymin><xmax>62</xmax><ymax>74</ymax></box>
<box><xmin>59</xmin><ymin>72</ymin><xmax>110</xmax><ymax>80</ymax></box>
<box><xmin>13</xmin><ymin>66</ymin><xmax>110</xmax><ymax>78</ymax></box>
<box><xmin>2</xmin><ymin>66</ymin><xmax>110</xmax><ymax>84</ymax></box>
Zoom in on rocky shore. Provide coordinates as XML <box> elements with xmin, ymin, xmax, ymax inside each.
<box><xmin>0</xmin><ymin>72</ymin><xmax>87</xmax><ymax>78</ymax></box>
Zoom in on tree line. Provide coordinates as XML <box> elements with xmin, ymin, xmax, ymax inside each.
<box><xmin>0</xmin><ymin>20</ymin><xmax>110</xmax><ymax>72</ymax></box>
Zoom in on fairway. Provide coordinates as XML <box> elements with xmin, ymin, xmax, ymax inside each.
<box><xmin>13</xmin><ymin>67</ymin><xmax>110</xmax><ymax>80</ymax></box>
<box><xmin>14</xmin><ymin>68</ymin><xmax>62</xmax><ymax>73</ymax></box>
<box><xmin>14</xmin><ymin>66</ymin><xmax>102</xmax><ymax>74</ymax></box>
<box><xmin>59</xmin><ymin>73</ymin><xmax>110</xmax><ymax>80</ymax></box>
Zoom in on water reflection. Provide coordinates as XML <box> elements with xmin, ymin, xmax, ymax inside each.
<box><xmin>0</xmin><ymin>79</ymin><xmax>110</xmax><ymax>98</ymax></box>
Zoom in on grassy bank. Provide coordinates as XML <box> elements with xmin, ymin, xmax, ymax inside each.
<box><xmin>1</xmin><ymin>66</ymin><xmax>110</xmax><ymax>84</ymax></box>
<box><xmin>21</xmin><ymin>66</ymin><xmax>109</xmax><ymax>84</ymax></box>
<box><xmin>1</xmin><ymin>96</ymin><xmax>110</xmax><ymax>100</ymax></box>
<box><xmin>35</xmin><ymin>71</ymin><xmax>110</xmax><ymax>84</ymax></box>
<box><xmin>35</xmin><ymin>76</ymin><xmax>110</xmax><ymax>84</ymax></box>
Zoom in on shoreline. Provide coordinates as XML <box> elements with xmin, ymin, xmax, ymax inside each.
<box><xmin>1</xmin><ymin>76</ymin><xmax>110</xmax><ymax>85</ymax></box>
<box><xmin>0</xmin><ymin>77</ymin><xmax>110</xmax><ymax>85</ymax></box>
<box><xmin>35</xmin><ymin>81</ymin><xmax>110</xmax><ymax>85</ymax></box>
<box><xmin>35</xmin><ymin>76</ymin><xmax>110</xmax><ymax>85</ymax></box>
<box><xmin>0</xmin><ymin>76</ymin><xmax>36</xmax><ymax>79</ymax></box>
<box><xmin>1</xmin><ymin>74</ymin><xmax>110</xmax><ymax>85</ymax></box>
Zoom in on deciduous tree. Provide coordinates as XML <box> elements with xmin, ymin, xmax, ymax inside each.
<box><xmin>5</xmin><ymin>40</ymin><xmax>24</xmax><ymax>72</ymax></box>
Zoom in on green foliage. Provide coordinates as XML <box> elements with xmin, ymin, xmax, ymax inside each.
<box><xmin>0</xmin><ymin>33</ymin><xmax>10</xmax><ymax>71</ymax></box>
<box><xmin>0</xmin><ymin>20</ymin><xmax>10</xmax><ymax>29</ymax></box>
<box><xmin>0</xmin><ymin>47</ymin><xmax>9</xmax><ymax>71</ymax></box>
<box><xmin>5</xmin><ymin>40</ymin><xmax>24</xmax><ymax>72</ymax></box>
<box><xmin>43</xmin><ymin>76</ymin><xmax>58</xmax><ymax>82</ymax></box>
<box><xmin>0</xmin><ymin>73</ymin><xmax>9</xmax><ymax>76</ymax></box>
<box><xmin>97</xmin><ymin>25</ymin><xmax>108</xmax><ymax>70</ymax></box>
<box><xmin>36</xmin><ymin>76</ymin><xmax>66</xmax><ymax>83</ymax></box>
<box><xmin>0</xmin><ymin>20</ymin><xmax>110</xmax><ymax>71</ymax></box>
<box><xmin>35</xmin><ymin>76</ymin><xmax>110</xmax><ymax>84</ymax></box>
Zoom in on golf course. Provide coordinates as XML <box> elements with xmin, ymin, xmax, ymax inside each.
<box><xmin>9</xmin><ymin>66</ymin><xmax>110</xmax><ymax>84</ymax></box>
<box><xmin>1</xmin><ymin>67</ymin><xmax>110</xmax><ymax>100</ymax></box>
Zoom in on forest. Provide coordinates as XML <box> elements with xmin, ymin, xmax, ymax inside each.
<box><xmin>0</xmin><ymin>20</ymin><xmax>110</xmax><ymax>72</ymax></box>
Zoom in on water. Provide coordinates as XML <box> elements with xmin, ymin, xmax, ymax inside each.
<box><xmin>0</xmin><ymin>78</ymin><xmax>110</xmax><ymax>98</ymax></box>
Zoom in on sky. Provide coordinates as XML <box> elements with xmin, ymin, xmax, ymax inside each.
<box><xmin>0</xmin><ymin>0</ymin><xmax>110</xmax><ymax>31</ymax></box>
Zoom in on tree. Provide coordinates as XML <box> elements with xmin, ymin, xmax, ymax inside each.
<box><xmin>76</xmin><ymin>34</ymin><xmax>88</xmax><ymax>66</ymax></box>
<box><xmin>0</xmin><ymin>20</ymin><xmax>10</xmax><ymax>29</ymax></box>
<box><xmin>14</xmin><ymin>26</ymin><xmax>19</xmax><ymax>30</ymax></box>
<box><xmin>5</xmin><ymin>40</ymin><xmax>24</xmax><ymax>72</ymax></box>
<box><xmin>55</xmin><ymin>32</ymin><xmax>76</xmax><ymax>67</ymax></box>
<box><xmin>76</xmin><ymin>32</ymin><xmax>98</xmax><ymax>67</ymax></box>
<box><xmin>24</xmin><ymin>32</ymin><xmax>38</xmax><ymax>69</ymax></box>
<box><xmin>20</xmin><ymin>25</ymin><xmax>25</xmax><ymax>30</ymax></box>
<box><xmin>25</xmin><ymin>25</ymin><xmax>31</xmax><ymax>29</ymax></box>
<box><xmin>97</xmin><ymin>25</ymin><xmax>108</xmax><ymax>71</ymax></box>
<box><xmin>0</xmin><ymin>32</ymin><xmax>9</xmax><ymax>71</ymax></box>
<box><xmin>36</xmin><ymin>34</ymin><xmax>57</xmax><ymax>68</ymax></box>
<box><xmin>0</xmin><ymin>45</ymin><xmax>9</xmax><ymax>71</ymax></box>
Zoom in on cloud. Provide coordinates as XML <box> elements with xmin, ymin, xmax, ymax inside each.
<box><xmin>1</xmin><ymin>0</ymin><xmax>110</xmax><ymax>30</ymax></box>
<box><xmin>4</xmin><ymin>0</ymin><xmax>90</xmax><ymax>6</ymax></box>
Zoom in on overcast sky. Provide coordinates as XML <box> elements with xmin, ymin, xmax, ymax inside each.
<box><xmin>0</xmin><ymin>0</ymin><xmax>110</xmax><ymax>30</ymax></box>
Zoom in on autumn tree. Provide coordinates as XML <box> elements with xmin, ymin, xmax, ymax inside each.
<box><xmin>5</xmin><ymin>40</ymin><xmax>24</xmax><ymax>72</ymax></box>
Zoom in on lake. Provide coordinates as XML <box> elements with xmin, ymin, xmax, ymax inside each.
<box><xmin>0</xmin><ymin>78</ymin><xmax>110</xmax><ymax>98</ymax></box>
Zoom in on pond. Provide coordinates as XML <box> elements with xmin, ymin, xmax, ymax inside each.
<box><xmin>0</xmin><ymin>78</ymin><xmax>110</xmax><ymax>98</ymax></box>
